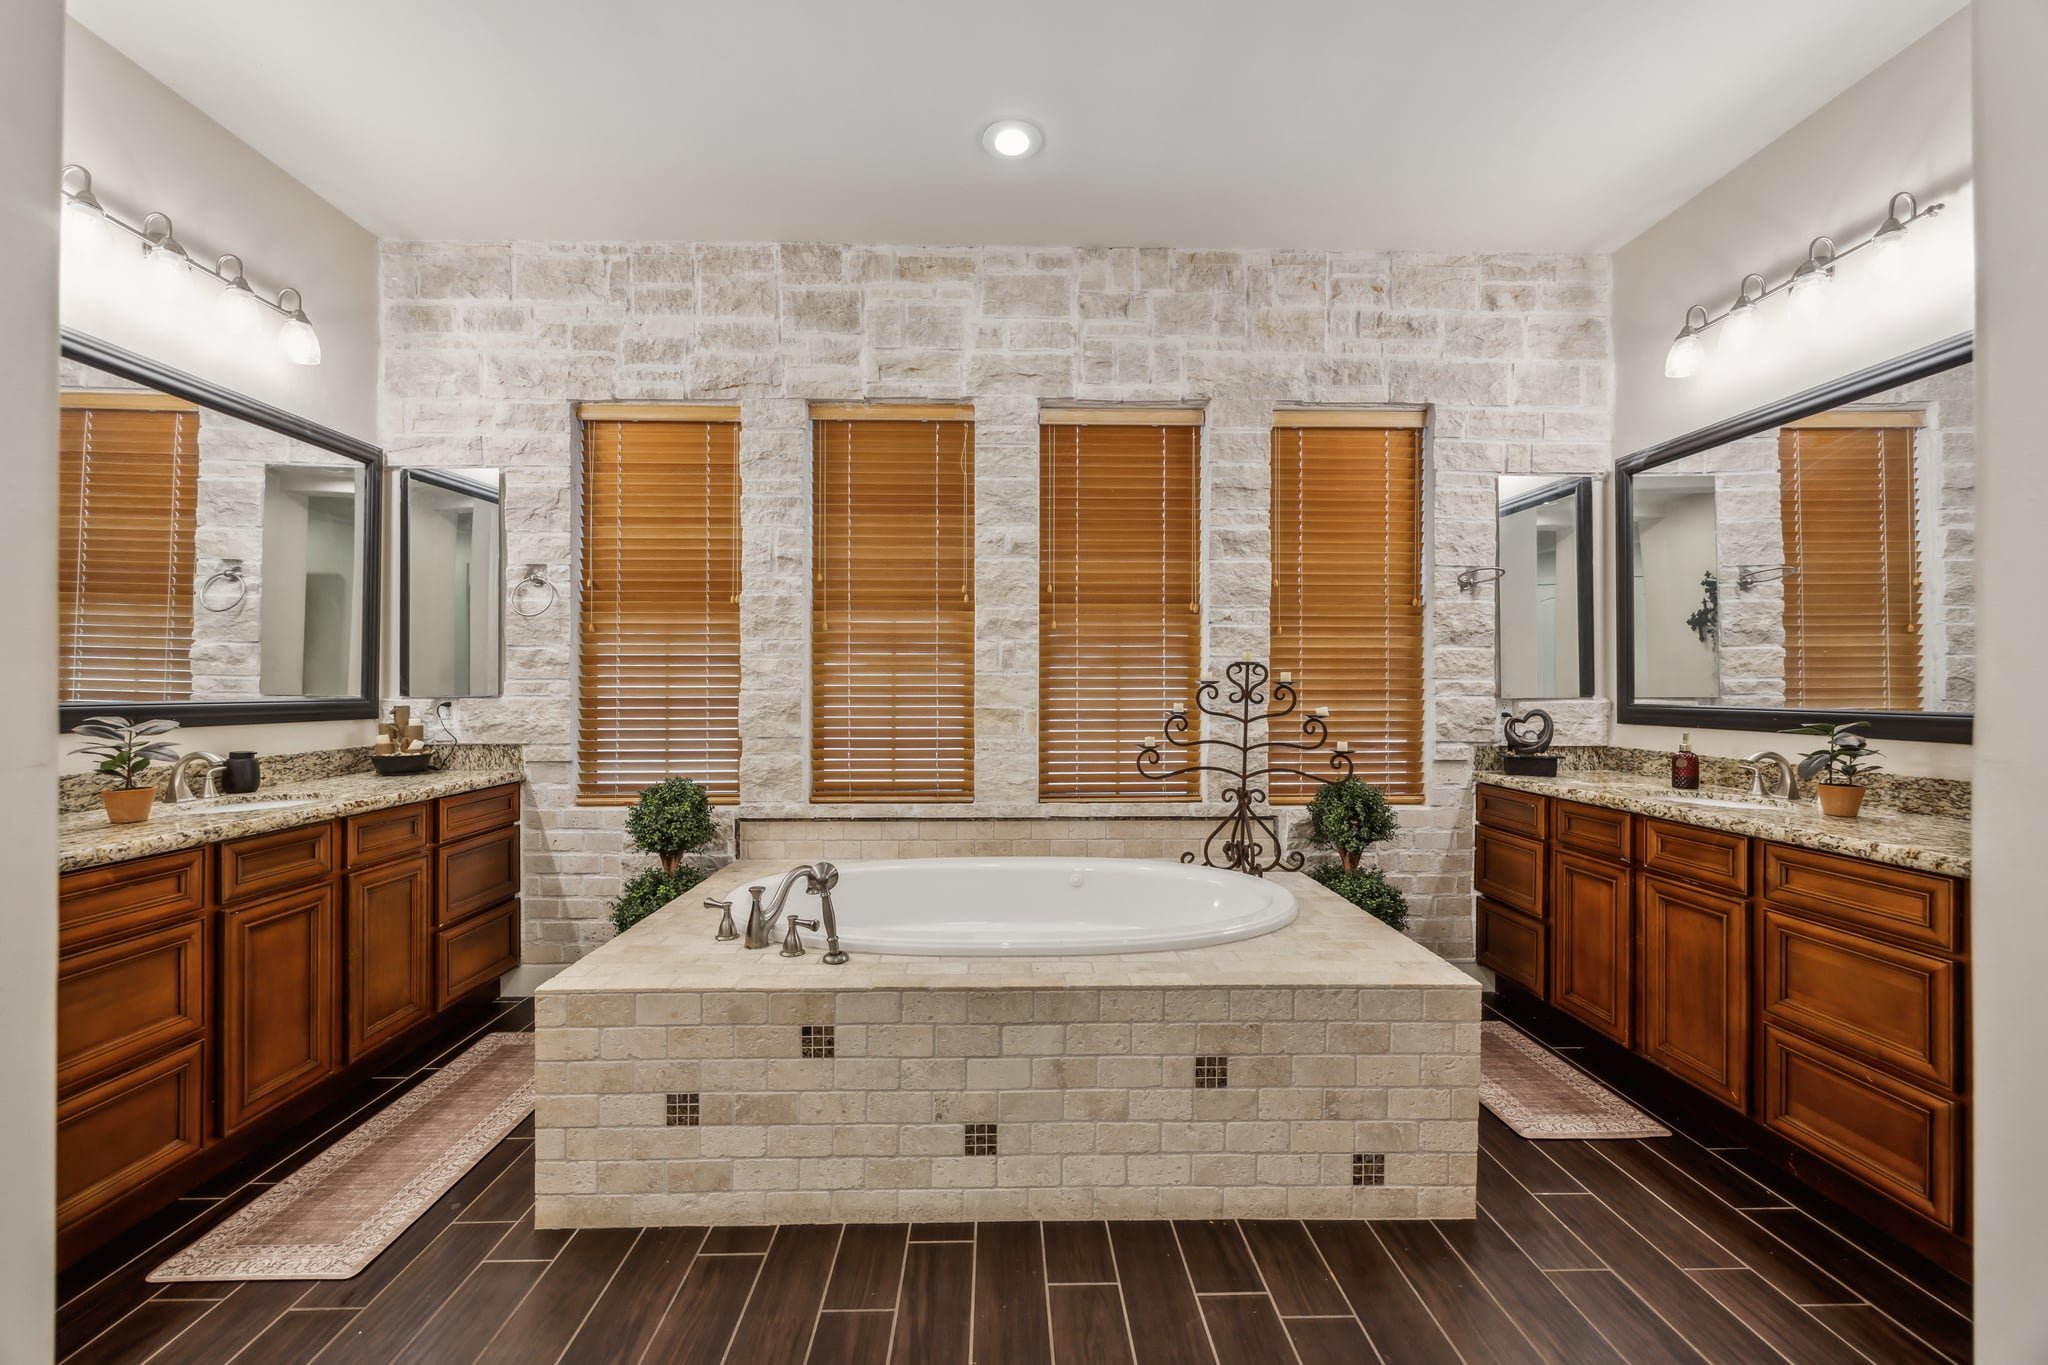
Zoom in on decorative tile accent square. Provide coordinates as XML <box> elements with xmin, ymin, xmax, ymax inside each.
<box><xmin>1194</xmin><ymin>1055</ymin><xmax>1230</xmax><ymax>1089</ymax></box>
<box><xmin>801</xmin><ymin>1025</ymin><xmax>836</xmax><ymax>1059</ymax></box>
<box><xmin>666</xmin><ymin>1093</ymin><xmax>700</xmax><ymax>1128</ymax></box>
<box><xmin>1353</xmin><ymin>1153</ymin><xmax>1385</xmax><ymax>1187</ymax></box>
<box><xmin>964</xmin><ymin>1123</ymin><xmax>998</xmax><ymax>1156</ymax></box>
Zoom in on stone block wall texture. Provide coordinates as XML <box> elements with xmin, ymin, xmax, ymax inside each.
<box><xmin>376</xmin><ymin>242</ymin><xmax>1616</xmax><ymax>964</ymax></box>
<box><xmin>532</xmin><ymin>984</ymin><xmax>1481</xmax><ymax>1227</ymax></box>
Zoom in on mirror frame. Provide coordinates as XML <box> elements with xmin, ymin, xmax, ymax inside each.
<box><xmin>1615</xmin><ymin>330</ymin><xmax>1973</xmax><ymax>744</ymax></box>
<box><xmin>58</xmin><ymin>329</ymin><xmax>384</xmax><ymax>729</ymax></box>
<box><xmin>1497</xmin><ymin>475</ymin><xmax>1597</xmax><ymax>700</ymax></box>
<box><xmin>397</xmin><ymin>467</ymin><xmax>504</xmax><ymax>698</ymax></box>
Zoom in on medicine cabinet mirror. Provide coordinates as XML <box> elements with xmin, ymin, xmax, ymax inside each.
<box><xmin>398</xmin><ymin>468</ymin><xmax>504</xmax><ymax>698</ymax></box>
<box><xmin>1495</xmin><ymin>475</ymin><xmax>1595</xmax><ymax>700</ymax></box>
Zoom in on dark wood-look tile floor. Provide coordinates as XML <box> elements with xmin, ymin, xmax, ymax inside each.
<box><xmin>58</xmin><ymin>997</ymin><xmax>1974</xmax><ymax>1363</ymax></box>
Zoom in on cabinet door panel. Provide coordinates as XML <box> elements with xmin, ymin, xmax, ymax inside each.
<box><xmin>58</xmin><ymin>916</ymin><xmax>207</xmax><ymax>1096</ymax></box>
<box><xmin>437</xmin><ymin>828</ymin><xmax>520</xmax><ymax>927</ymax></box>
<box><xmin>347</xmin><ymin>855</ymin><xmax>433</xmax><ymax>1061</ymax></box>
<box><xmin>1762</xmin><ymin>912</ymin><xmax>1957</xmax><ymax>1088</ymax></box>
<box><xmin>1551</xmin><ymin>851</ymin><xmax>1632</xmax><ymax>1044</ymax></box>
<box><xmin>437</xmin><ymin>899</ymin><xmax>520</xmax><ymax>1008</ymax></box>
<box><xmin>57</xmin><ymin>1039</ymin><xmax>204</xmax><ymax>1231</ymax></box>
<box><xmin>1477</xmin><ymin>899</ymin><xmax>1545</xmax><ymax>998</ymax></box>
<box><xmin>221</xmin><ymin>884</ymin><xmax>338</xmax><ymax>1135</ymax></box>
<box><xmin>1639</xmin><ymin>874</ymin><xmax>1748</xmax><ymax>1108</ymax></box>
<box><xmin>1475</xmin><ymin>827</ymin><xmax>1545</xmax><ymax>917</ymax></box>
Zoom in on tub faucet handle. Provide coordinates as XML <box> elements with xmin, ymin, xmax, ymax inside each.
<box><xmin>705</xmin><ymin>897</ymin><xmax>739</xmax><ymax>942</ymax></box>
<box><xmin>781</xmin><ymin>917</ymin><xmax>817</xmax><ymax>957</ymax></box>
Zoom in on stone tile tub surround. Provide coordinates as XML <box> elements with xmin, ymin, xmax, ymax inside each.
<box><xmin>58</xmin><ymin>750</ymin><xmax>525</xmax><ymax>873</ymax></box>
<box><xmin>378</xmin><ymin>240</ymin><xmax>1618</xmax><ymax>968</ymax></box>
<box><xmin>532</xmin><ymin>863</ymin><xmax>1479</xmax><ymax>1228</ymax></box>
<box><xmin>1474</xmin><ymin>770</ymin><xmax>1970</xmax><ymax>877</ymax></box>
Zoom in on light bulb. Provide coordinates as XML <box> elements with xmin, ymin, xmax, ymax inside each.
<box><xmin>61</xmin><ymin>193</ymin><xmax>115</xmax><ymax>256</ymax></box>
<box><xmin>280</xmin><ymin>312</ymin><xmax>322</xmax><ymax>366</ymax></box>
<box><xmin>144</xmin><ymin>240</ymin><xmax>191</xmax><ymax>286</ymax></box>
<box><xmin>215</xmin><ymin>279</ymin><xmax>267</xmax><ymax>329</ymax></box>
<box><xmin>1870</xmin><ymin>222</ymin><xmax>1909</xmax><ymax>278</ymax></box>
<box><xmin>1663</xmin><ymin>306</ymin><xmax>1708</xmax><ymax>380</ymax></box>
<box><xmin>1788</xmin><ymin>266</ymin><xmax>1830</xmax><ymax>315</ymax></box>
<box><xmin>1721</xmin><ymin>299</ymin><xmax>1759</xmax><ymax>353</ymax></box>
<box><xmin>981</xmin><ymin>119</ymin><xmax>1043</xmax><ymax>159</ymax></box>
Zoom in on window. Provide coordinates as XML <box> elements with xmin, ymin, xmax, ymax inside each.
<box><xmin>1269</xmin><ymin>413</ymin><xmax>1426</xmax><ymax>803</ymax></box>
<box><xmin>811</xmin><ymin>406</ymin><xmax>976</xmax><ymax>803</ymax></box>
<box><xmin>59</xmin><ymin>395</ymin><xmax>200</xmax><ymax>702</ymax></box>
<box><xmin>1039</xmin><ymin>411</ymin><xmax>1203</xmax><ymax>800</ymax></box>
<box><xmin>578</xmin><ymin>406</ymin><xmax>742</xmax><ymax>804</ymax></box>
<box><xmin>1779</xmin><ymin>414</ymin><xmax>1923</xmax><ymax>710</ymax></box>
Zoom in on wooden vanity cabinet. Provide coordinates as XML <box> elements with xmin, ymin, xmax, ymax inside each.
<box><xmin>55</xmin><ymin>780</ymin><xmax>523</xmax><ymax>1266</ymax></box>
<box><xmin>1551</xmin><ymin>850</ymin><xmax>1633</xmax><ymax>1044</ymax></box>
<box><xmin>1638</xmin><ymin>873</ymin><xmax>1748</xmax><ymax>1108</ymax></box>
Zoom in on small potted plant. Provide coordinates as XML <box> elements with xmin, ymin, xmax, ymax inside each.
<box><xmin>624</xmin><ymin>777</ymin><xmax>717</xmax><ymax>875</ymax></box>
<box><xmin>70</xmin><ymin>715</ymin><xmax>182</xmax><ymax>824</ymax></box>
<box><xmin>1784</xmin><ymin>721</ymin><xmax>1883</xmax><ymax>818</ymax></box>
<box><xmin>1304</xmin><ymin>778</ymin><xmax>1410</xmax><ymax>929</ymax></box>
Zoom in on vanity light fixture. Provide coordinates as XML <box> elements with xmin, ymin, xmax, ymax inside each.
<box><xmin>59</xmin><ymin>164</ymin><xmax>323</xmax><ymax>366</ymax></box>
<box><xmin>981</xmin><ymin>119</ymin><xmax>1044</xmax><ymax>159</ymax></box>
<box><xmin>1661</xmin><ymin>188</ymin><xmax>1942</xmax><ymax>380</ymax></box>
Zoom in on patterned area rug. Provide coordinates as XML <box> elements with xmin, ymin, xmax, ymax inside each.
<box><xmin>1480</xmin><ymin>1021</ymin><xmax>1670</xmax><ymax>1139</ymax></box>
<box><xmin>149</xmin><ymin>1032</ymin><xmax>534</xmax><ymax>1281</ymax></box>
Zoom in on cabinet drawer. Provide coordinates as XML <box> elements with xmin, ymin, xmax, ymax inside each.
<box><xmin>437</xmin><ymin>827</ymin><xmax>521</xmax><ymax>927</ymax></box>
<box><xmin>345</xmin><ymin>802</ymin><xmax>431</xmax><ymax>869</ymax></box>
<box><xmin>1762</xmin><ymin>912</ymin><xmax>1958</xmax><ymax>1089</ymax></box>
<box><xmin>437</xmin><ymin>899</ymin><xmax>519</xmax><ymax>1008</ymax></box>
<box><xmin>1477</xmin><ymin>899</ymin><xmax>1545</xmax><ymax>998</ymax></box>
<box><xmin>1640</xmin><ymin>818</ymin><xmax>1749</xmax><ymax>894</ymax></box>
<box><xmin>1476</xmin><ymin>785</ymin><xmax>1545</xmax><ymax>839</ymax></box>
<box><xmin>437</xmin><ymin>783</ymin><xmax>522</xmax><ymax>843</ymax></box>
<box><xmin>1760</xmin><ymin>844</ymin><xmax>1959</xmax><ymax>953</ymax></box>
<box><xmin>58</xmin><ymin>916</ymin><xmax>208</xmax><ymax>1097</ymax></box>
<box><xmin>1761</xmin><ymin>1024</ymin><xmax>1958</xmax><ymax>1228</ymax></box>
<box><xmin>57</xmin><ymin>1039</ymin><xmax>205</xmax><ymax>1232</ymax></box>
<box><xmin>1638</xmin><ymin>874</ymin><xmax>1748</xmax><ymax>1110</ymax></box>
<box><xmin>59</xmin><ymin>849</ymin><xmax>206</xmax><ymax>946</ymax></box>
<box><xmin>218</xmin><ymin>821</ymin><xmax>337</xmax><ymax>905</ymax></box>
<box><xmin>1475</xmin><ymin>827</ymin><xmax>1545</xmax><ymax>917</ymax></box>
<box><xmin>1554</xmin><ymin>801</ymin><xmax>1631</xmax><ymax>862</ymax></box>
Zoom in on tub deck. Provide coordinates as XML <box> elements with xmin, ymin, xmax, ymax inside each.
<box><xmin>534</xmin><ymin>863</ymin><xmax>1479</xmax><ymax>1227</ymax></box>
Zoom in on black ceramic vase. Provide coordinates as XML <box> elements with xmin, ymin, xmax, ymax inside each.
<box><xmin>221</xmin><ymin>751</ymin><xmax>260</xmax><ymax>794</ymax></box>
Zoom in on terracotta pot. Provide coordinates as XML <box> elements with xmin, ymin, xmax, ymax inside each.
<box><xmin>100</xmin><ymin>786</ymin><xmax>156</xmax><ymax>824</ymax></box>
<box><xmin>1815</xmin><ymin>783</ymin><xmax>1865</xmax><ymax>818</ymax></box>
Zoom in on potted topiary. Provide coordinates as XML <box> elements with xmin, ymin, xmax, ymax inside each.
<box><xmin>1304</xmin><ymin>778</ymin><xmax>1410</xmax><ymax>929</ymax></box>
<box><xmin>625</xmin><ymin>777</ymin><xmax>717</xmax><ymax>875</ymax></box>
<box><xmin>610</xmin><ymin>865</ymin><xmax>709</xmax><ymax>936</ymax></box>
<box><xmin>1784</xmin><ymin>721</ymin><xmax>1883</xmax><ymax>818</ymax></box>
<box><xmin>69</xmin><ymin>715</ymin><xmax>181</xmax><ymax>824</ymax></box>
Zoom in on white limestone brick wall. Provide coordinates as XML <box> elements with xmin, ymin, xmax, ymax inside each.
<box><xmin>378</xmin><ymin>242</ymin><xmax>1615</xmax><ymax>965</ymax></box>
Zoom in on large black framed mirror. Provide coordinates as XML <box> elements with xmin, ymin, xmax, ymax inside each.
<box><xmin>1616</xmin><ymin>332</ymin><xmax>1972</xmax><ymax>743</ymax></box>
<box><xmin>57</xmin><ymin>329</ymin><xmax>382</xmax><ymax>728</ymax></box>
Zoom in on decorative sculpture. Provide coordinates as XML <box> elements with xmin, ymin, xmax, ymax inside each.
<box><xmin>1135</xmin><ymin>659</ymin><xmax>1352</xmax><ymax>877</ymax></box>
<box><xmin>1498</xmin><ymin>706</ymin><xmax>1559</xmax><ymax>777</ymax></box>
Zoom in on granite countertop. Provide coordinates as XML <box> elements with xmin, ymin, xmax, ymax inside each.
<box><xmin>59</xmin><ymin>767</ymin><xmax>525</xmax><ymax>873</ymax></box>
<box><xmin>1476</xmin><ymin>770</ymin><xmax>1970</xmax><ymax>878</ymax></box>
<box><xmin>542</xmin><ymin>862</ymin><xmax>1479</xmax><ymax>996</ymax></box>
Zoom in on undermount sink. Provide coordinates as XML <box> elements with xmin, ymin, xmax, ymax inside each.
<box><xmin>165</xmin><ymin>793</ymin><xmax>324</xmax><ymax>817</ymax></box>
<box><xmin>1657</xmin><ymin>792</ymin><xmax>1790</xmax><ymax>813</ymax></box>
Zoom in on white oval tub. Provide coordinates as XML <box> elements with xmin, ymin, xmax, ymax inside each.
<box><xmin>790</xmin><ymin>857</ymin><xmax>1296</xmax><ymax>956</ymax></box>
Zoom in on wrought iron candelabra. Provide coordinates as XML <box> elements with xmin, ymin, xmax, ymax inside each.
<box><xmin>1135</xmin><ymin>659</ymin><xmax>1353</xmax><ymax>877</ymax></box>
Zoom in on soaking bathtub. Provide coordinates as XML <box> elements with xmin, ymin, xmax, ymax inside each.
<box><xmin>789</xmin><ymin>857</ymin><xmax>1296</xmax><ymax>956</ymax></box>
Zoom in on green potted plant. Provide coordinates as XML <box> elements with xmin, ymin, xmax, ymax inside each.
<box><xmin>624</xmin><ymin>777</ymin><xmax>717</xmax><ymax>875</ymax></box>
<box><xmin>69</xmin><ymin>715</ymin><xmax>181</xmax><ymax>824</ymax></box>
<box><xmin>1784</xmin><ymin>721</ymin><xmax>1883</xmax><ymax>818</ymax></box>
<box><xmin>1304</xmin><ymin>778</ymin><xmax>1409</xmax><ymax>929</ymax></box>
<box><xmin>610</xmin><ymin>865</ymin><xmax>709</xmax><ymax>936</ymax></box>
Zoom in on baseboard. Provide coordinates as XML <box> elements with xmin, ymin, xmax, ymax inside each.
<box><xmin>497</xmin><ymin>963</ymin><xmax>567</xmax><ymax>997</ymax></box>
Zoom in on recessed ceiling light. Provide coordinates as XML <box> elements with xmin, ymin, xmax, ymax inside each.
<box><xmin>981</xmin><ymin>119</ymin><xmax>1043</xmax><ymax>160</ymax></box>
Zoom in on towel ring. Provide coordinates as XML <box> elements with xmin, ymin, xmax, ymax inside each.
<box><xmin>200</xmin><ymin>560</ymin><xmax>248</xmax><ymax>613</ymax></box>
<box><xmin>1452</xmin><ymin>565</ymin><xmax>1508</xmax><ymax>593</ymax></box>
<box><xmin>512</xmin><ymin>565</ymin><xmax>558</xmax><ymax>618</ymax></box>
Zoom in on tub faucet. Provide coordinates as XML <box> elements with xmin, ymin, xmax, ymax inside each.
<box><xmin>811</xmin><ymin>861</ymin><xmax>849</xmax><ymax>965</ymax></box>
<box><xmin>1742</xmin><ymin>751</ymin><xmax>1796</xmax><ymax>800</ymax></box>
<box><xmin>746</xmin><ymin>866</ymin><xmax>818</xmax><ymax>949</ymax></box>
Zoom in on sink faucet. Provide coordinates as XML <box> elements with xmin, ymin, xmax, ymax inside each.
<box><xmin>1741</xmin><ymin>751</ymin><xmax>1796</xmax><ymax>800</ymax></box>
<box><xmin>169</xmin><ymin>751</ymin><xmax>225</xmax><ymax>804</ymax></box>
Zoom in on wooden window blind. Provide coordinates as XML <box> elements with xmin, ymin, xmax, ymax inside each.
<box><xmin>812</xmin><ymin>411</ymin><xmax>976</xmax><ymax>803</ymax></box>
<box><xmin>1039</xmin><ymin>417</ymin><xmax>1203</xmax><ymax>800</ymax></box>
<box><xmin>1778</xmin><ymin>421</ymin><xmax>1923</xmax><ymax>710</ymax></box>
<box><xmin>58</xmin><ymin>399</ymin><xmax>199</xmax><ymax>702</ymax></box>
<box><xmin>578</xmin><ymin>410</ymin><xmax>742</xmax><ymax>804</ymax></box>
<box><xmin>1269</xmin><ymin>416</ymin><xmax>1426</xmax><ymax>803</ymax></box>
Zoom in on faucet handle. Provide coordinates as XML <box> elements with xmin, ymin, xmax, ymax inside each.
<box><xmin>705</xmin><ymin>897</ymin><xmax>739</xmax><ymax>941</ymax></box>
<box><xmin>781</xmin><ymin>917</ymin><xmax>818</xmax><ymax>958</ymax></box>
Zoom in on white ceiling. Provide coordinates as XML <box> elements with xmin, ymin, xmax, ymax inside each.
<box><xmin>68</xmin><ymin>0</ymin><xmax>1967</xmax><ymax>251</ymax></box>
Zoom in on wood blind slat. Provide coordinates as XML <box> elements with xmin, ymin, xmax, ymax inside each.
<box><xmin>1780</xmin><ymin>426</ymin><xmax>1923</xmax><ymax>711</ymax></box>
<box><xmin>1270</xmin><ymin>424</ymin><xmax>1426</xmax><ymax>803</ymax></box>
<box><xmin>1039</xmin><ymin>423</ymin><xmax>1202</xmax><ymax>800</ymax></box>
<box><xmin>59</xmin><ymin>407</ymin><xmax>198</xmax><ymax>703</ymax></box>
<box><xmin>812</xmin><ymin>418</ymin><xmax>976</xmax><ymax>803</ymax></box>
<box><xmin>578</xmin><ymin>418</ymin><xmax>742</xmax><ymax>804</ymax></box>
